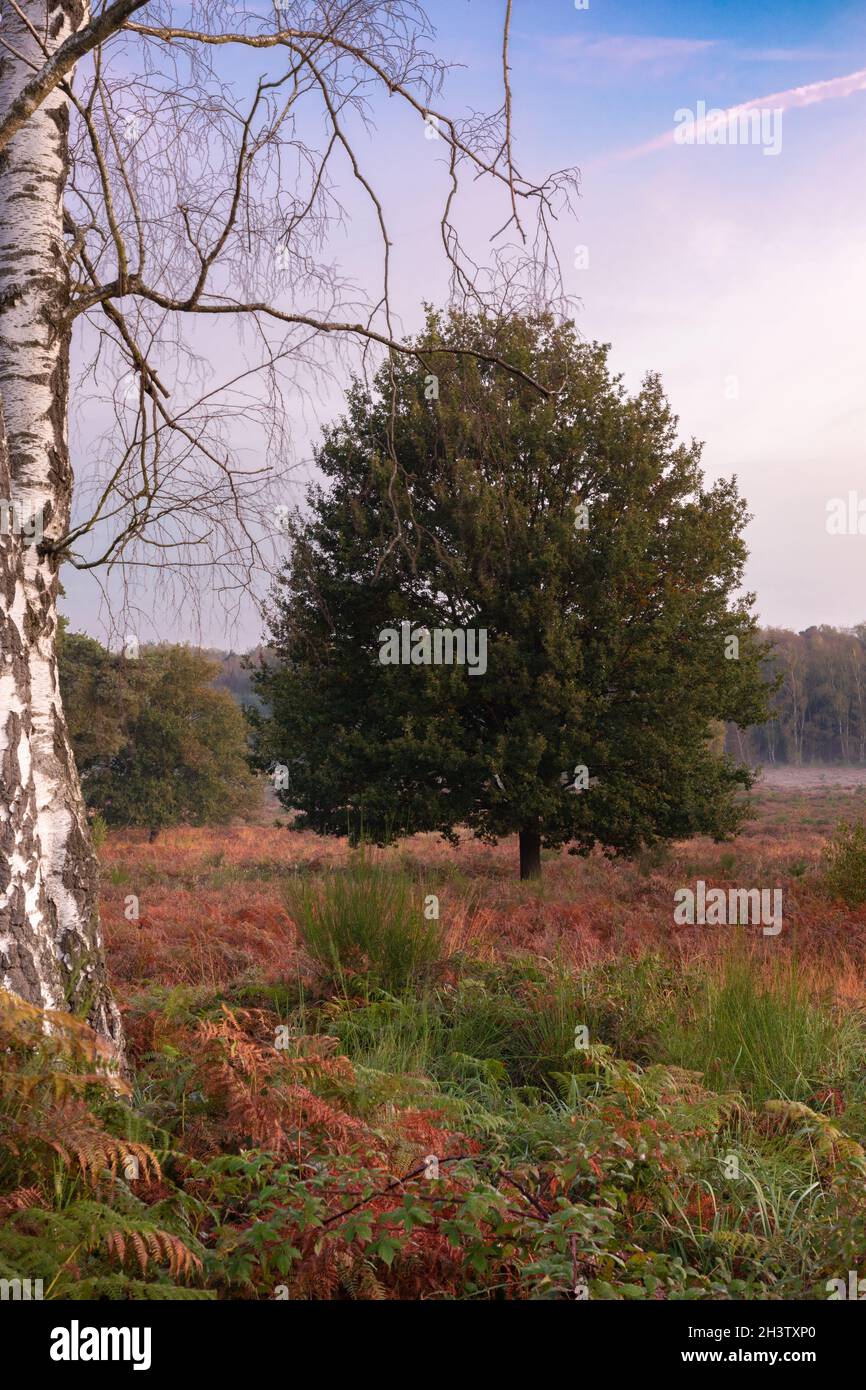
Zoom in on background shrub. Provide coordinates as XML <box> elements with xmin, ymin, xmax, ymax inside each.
<box><xmin>821</xmin><ymin>820</ymin><xmax>866</xmax><ymax>907</ymax></box>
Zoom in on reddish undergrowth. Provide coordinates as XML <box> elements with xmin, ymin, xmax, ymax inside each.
<box><xmin>103</xmin><ymin>784</ymin><xmax>866</xmax><ymax>1010</ymax></box>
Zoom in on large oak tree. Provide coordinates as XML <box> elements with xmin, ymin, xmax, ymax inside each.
<box><xmin>251</xmin><ymin>310</ymin><xmax>770</xmax><ymax>878</ymax></box>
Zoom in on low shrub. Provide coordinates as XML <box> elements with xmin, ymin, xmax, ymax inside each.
<box><xmin>821</xmin><ymin>820</ymin><xmax>866</xmax><ymax>907</ymax></box>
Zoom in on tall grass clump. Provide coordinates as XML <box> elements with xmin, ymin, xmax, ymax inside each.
<box><xmin>571</xmin><ymin>954</ymin><xmax>678</xmax><ymax>1064</ymax></box>
<box><xmin>285</xmin><ymin>856</ymin><xmax>442</xmax><ymax>995</ymax></box>
<box><xmin>661</xmin><ymin>940</ymin><xmax>843</xmax><ymax>1103</ymax></box>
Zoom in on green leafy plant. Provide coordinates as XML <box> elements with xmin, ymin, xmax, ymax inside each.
<box><xmin>59</xmin><ymin>634</ymin><xmax>260</xmax><ymax>841</ymax></box>
<box><xmin>90</xmin><ymin>813</ymin><xmax>109</xmax><ymax>850</ymax></box>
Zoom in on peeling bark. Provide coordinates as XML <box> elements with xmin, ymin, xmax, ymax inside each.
<box><xmin>0</xmin><ymin>1</ymin><xmax>124</xmax><ymax>1061</ymax></box>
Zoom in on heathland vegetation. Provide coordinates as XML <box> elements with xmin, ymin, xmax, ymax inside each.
<box><xmin>21</xmin><ymin>321</ymin><xmax>864</xmax><ymax>1300</ymax></box>
<box><xmin>3</xmin><ymin>785</ymin><xmax>866</xmax><ymax>1299</ymax></box>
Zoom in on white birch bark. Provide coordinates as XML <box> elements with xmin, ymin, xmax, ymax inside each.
<box><xmin>0</xmin><ymin>0</ymin><xmax>124</xmax><ymax>1059</ymax></box>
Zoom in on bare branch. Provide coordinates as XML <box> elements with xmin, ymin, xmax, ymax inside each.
<box><xmin>0</xmin><ymin>0</ymin><xmax>150</xmax><ymax>154</ymax></box>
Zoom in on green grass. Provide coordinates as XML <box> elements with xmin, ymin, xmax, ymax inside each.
<box><xmin>659</xmin><ymin>941</ymin><xmax>861</xmax><ymax>1105</ymax></box>
<box><xmin>284</xmin><ymin>854</ymin><xmax>442</xmax><ymax>995</ymax></box>
<box><xmin>312</xmin><ymin>943</ymin><xmax>866</xmax><ymax>1298</ymax></box>
<box><xmin>9</xmin><ymin>899</ymin><xmax>866</xmax><ymax>1299</ymax></box>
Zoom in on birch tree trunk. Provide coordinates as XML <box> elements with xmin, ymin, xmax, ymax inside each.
<box><xmin>0</xmin><ymin>1</ymin><xmax>124</xmax><ymax>1059</ymax></box>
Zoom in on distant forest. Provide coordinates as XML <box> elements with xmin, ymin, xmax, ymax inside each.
<box><xmin>726</xmin><ymin>624</ymin><xmax>866</xmax><ymax>766</ymax></box>
<box><xmin>208</xmin><ymin>648</ymin><xmax>268</xmax><ymax>712</ymax></box>
<box><xmin>210</xmin><ymin>626</ymin><xmax>866</xmax><ymax>768</ymax></box>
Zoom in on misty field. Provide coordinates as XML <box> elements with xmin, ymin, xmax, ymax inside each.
<box><xmin>0</xmin><ymin>779</ymin><xmax>838</xmax><ymax>1299</ymax></box>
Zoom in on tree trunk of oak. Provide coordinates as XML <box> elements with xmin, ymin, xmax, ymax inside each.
<box><xmin>519</xmin><ymin>827</ymin><xmax>542</xmax><ymax>881</ymax></box>
<box><xmin>0</xmin><ymin>2</ymin><xmax>124</xmax><ymax>1062</ymax></box>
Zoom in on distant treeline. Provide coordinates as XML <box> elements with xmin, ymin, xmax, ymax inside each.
<box><xmin>212</xmin><ymin>626</ymin><xmax>866</xmax><ymax>770</ymax></box>
<box><xmin>726</xmin><ymin>625</ymin><xmax>866</xmax><ymax>766</ymax></box>
<box><xmin>208</xmin><ymin>647</ymin><xmax>270</xmax><ymax>712</ymax></box>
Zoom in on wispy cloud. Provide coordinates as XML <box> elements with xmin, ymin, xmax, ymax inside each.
<box><xmin>543</xmin><ymin>33</ymin><xmax>716</xmax><ymax>76</ymax></box>
<box><xmin>735</xmin><ymin>48</ymin><xmax>843</xmax><ymax>63</ymax></box>
<box><xmin>606</xmin><ymin>66</ymin><xmax>866</xmax><ymax>164</ymax></box>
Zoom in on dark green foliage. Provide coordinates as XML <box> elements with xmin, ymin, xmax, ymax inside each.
<box><xmin>251</xmin><ymin>309</ymin><xmax>769</xmax><ymax>874</ymax></box>
<box><xmin>57</xmin><ymin>621</ymin><xmax>130</xmax><ymax>769</ymax></box>
<box><xmin>58</xmin><ymin>631</ymin><xmax>260</xmax><ymax>837</ymax></box>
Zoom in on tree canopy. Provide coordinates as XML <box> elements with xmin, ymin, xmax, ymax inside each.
<box><xmin>59</xmin><ymin>631</ymin><xmax>260</xmax><ymax>839</ymax></box>
<box><xmin>250</xmin><ymin>309</ymin><xmax>770</xmax><ymax>877</ymax></box>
